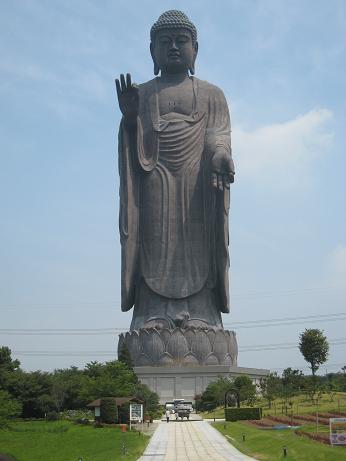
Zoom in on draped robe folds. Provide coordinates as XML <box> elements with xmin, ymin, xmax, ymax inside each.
<box><xmin>118</xmin><ymin>77</ymin><xmax>232</xmax><ymax>329</ymax></box>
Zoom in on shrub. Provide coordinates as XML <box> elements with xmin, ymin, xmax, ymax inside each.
<box><xmin>60</xmin><ymin>409</ymin><xmax>93</xmax><ymax>421</ymax></box>
<box><xmin>46</xmin><ymin>411</ymin><xmax>60</xmax><ymax>421</ymax></box>
<box><xmin>225</xmin><ymin>407</ymin><xmax>262</xmax><ymax>421</ymax></box>
<box><xmin>100</xmin><ymin>398</ymin><xmax>118</xmax><ymax>424</ymax></box>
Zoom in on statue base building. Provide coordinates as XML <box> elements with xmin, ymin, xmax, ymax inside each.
<box><xmin>134</xmin><ymin>364</ymin><xmax>269</xmax><ymax>404</ymax></box>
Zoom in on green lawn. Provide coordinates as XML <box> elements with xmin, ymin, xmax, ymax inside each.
<box><xmin>213</xmin><ymin>421</ymin><xmax>346</xmax><ymax>461</ymax></box>
<box><xmin>201</xmin><ymin>392</ymin><xmax>346</xmax><ymax>419</ymax></box>
<box><xmin>0</xmin><ymin>420</ymin><xmax>150</xmax><ymax>461</ymax></box>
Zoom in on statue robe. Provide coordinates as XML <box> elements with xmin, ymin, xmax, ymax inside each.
<box><xmin>118</xmin><ymin>77</ymin><xmax>232</xmax><ymax>329</ymax></box>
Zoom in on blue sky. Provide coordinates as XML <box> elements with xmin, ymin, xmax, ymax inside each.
<box><xmin>1</xmin><ymin>0</ymin><xmax>345</xmax><ymax>373</ymax></box>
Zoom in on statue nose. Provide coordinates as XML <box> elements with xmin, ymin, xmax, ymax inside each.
<box><xmin>170</xmin><ymin>40</ymin><xmax>179</xmax><ymax>50</ymax></box>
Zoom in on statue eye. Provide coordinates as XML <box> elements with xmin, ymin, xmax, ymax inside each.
<box><xmin>177</xmin><ymin>36</ymin><xmax>189</xmax><ymax>44</ymax></box>
<box><xmin>159</xmin><ymin>37</ymin><xmax>171</xmax><ymax>44</ymax></box>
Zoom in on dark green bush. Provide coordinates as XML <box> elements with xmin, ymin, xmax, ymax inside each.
<box><xmin>225</xmin><ymin>407</ymin><xmax>262</xmax><ymax>421</ymax></box>
<box><xmin>46</xmin><ymin>411</ymin><xmax>60</xmax><ymax>421</ymax></box>
<box><xmin>100</xmin><ymin>398</ymin><xmax>118</xmax><ymax>424</ymax></box>
<box><xmin>118</xmin><ymin>402</ymin><xmax>129</xmax><ymax>424</ymax></box>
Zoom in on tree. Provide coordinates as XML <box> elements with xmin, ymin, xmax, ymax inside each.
<box><xmin>299</xmin><ymin>329</ymin><xmax>329</xmax><ymax>377</ymax></box>
<box><xmin>134</xmin><ymin>383</ymin><xmax>160</xmax><ymax>420</ymax></box>
<box><xmin>259</xmin><ymin>373</ymin><xmax>281</xmax><ymax>409</ymax></box>
<box><xmin>51</xmin><ymin>367</ymin><xmax>85</xmax><ymax>410</ymax></box>
<box><xmin>100</xmin><ymin>398</ymin><xmax>118</xmax><ymax>424</ymax></box>
<box><xmin>0</xmin><ymin>346</ymin><xmax>20</xmax><ymax>390</ymax></box>
<box><xmin>8</xmin><ymin>370</ymin><xmax>54</xmax><ymax>418</ymax></box>
<box><xmin>199</xmin><ymin>377</ymin><xmax>233</xmax><ymax>411</ymax></box>
<box><xmin>325</xmin><ymin>374</ymin><xmax>338</xmax><ymax>402</ymax></box>
<box><xmin>233</xmin><ymin>376</ymin><xmax>257</xmax><ymax>406</ymax></box>
<box><xmin>282</xmin><ymin>368</ymin><xmax>304</xmax><ymax>392</ymax></box>
<box><xmin>279</xmin><ymin>367</ymin><xmax>304</xmax><ymax>406</ymax></box>
<box><xmin>304</xmin><ymin>376</ymin><xmax>324</xmax><ymax>403</ymax></box>
<box><xmin>0</xmin><ymin>390</ymin><xmax>22</xmax><ymax>428</ymax></box>
<box><xmin>79</xmin><ymin>361</ymin><xmax>137</xmax><ymax>404</ymax></box>
<box><xmin>118</xmin><ymin>344</ymin><xmax>134</xmax><ymax>370</ymax></box>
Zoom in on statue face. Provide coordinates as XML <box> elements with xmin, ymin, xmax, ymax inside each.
<box><xmin>151</xmin><ymin>28</ymin><xmax>197</xmax><ymax>74</ymax></box>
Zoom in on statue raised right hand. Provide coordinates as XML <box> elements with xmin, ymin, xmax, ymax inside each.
<box><xmin>115</xmin><ymin>73</ymin><xmax>139</xmax><ymax>123</ymax></box>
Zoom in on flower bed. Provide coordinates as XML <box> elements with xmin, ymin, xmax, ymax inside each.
<box><xmin>295</xmin><ymin>429</ymin><xmax>330</xmax><ymax>445</ymax></box>
<box><xmin>266</xmin><ymin>415</ymin><xmax>303</xmax><ymax>426</ymax></box>
<box><xmin>246</xmin><ymin>419</ymin><xmax>274</xmax><ymax>428</ymax></box>
<box><xmin>293</xmin><ymin>414</ymin><xmax>329</xmax><ymax>425</ymax></box>
<box><xmin>318</xmin><ymin>411</ymin><xmax>346</xmax><ymax>419</ymax></box>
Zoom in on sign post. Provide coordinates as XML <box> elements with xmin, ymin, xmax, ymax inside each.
<box><xmin>330</xmin><ymin>418</ymin><xmax>346</xmax><ymax>446</ymax></box>
<box><xmin>130</xmin><ymin>403</ymin><xmax>143</xmax><ymax>431</ymax></box>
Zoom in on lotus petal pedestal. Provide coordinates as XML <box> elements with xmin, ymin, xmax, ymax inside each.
<box><xmin>118</xmin><ymin>327</ymin><xmax>238</xmax><ymax>367</ymax></box>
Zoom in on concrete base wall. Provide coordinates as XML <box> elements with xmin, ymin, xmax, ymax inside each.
<box><xmin>134</xmin><ymin>365</ymin><xmax>269</xmax><ymax>404</ymax></box>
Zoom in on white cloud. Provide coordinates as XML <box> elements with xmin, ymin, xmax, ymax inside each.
<box><xmin>233</xmin><ymin>109</ymin><xmax>334</xmax><ymax>189</ymax></box>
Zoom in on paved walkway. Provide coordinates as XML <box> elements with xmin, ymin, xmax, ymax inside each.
<box><xmin>138</xmin><ymin>420</ymin><xmax>256</xmax><ymax>461</ymax></box>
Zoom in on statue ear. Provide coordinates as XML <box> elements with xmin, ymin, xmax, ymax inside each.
<box><xmin>154</xmin><ymin>62</ymin><xmax>160</xmax><ymax>76</ymax></box>
<box><xmin>150</xmin><ymin>42</ymin><xmax>160</xmax><ymax>76</ymax></box>
<box><xmin>189</xmin><ymin>41</ymin><xmax>198</xmax><ymax>76</ymax></box>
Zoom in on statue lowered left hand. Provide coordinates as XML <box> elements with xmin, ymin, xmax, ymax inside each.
<box><xmin>115</xmin><ymin>73</ymin><xmax>139</xmax><ymax>124</ymax></box>
<box><xmin>211</xmin><ymin>151</ymin><xmax>235</xmax><ymax>191</ymax></box>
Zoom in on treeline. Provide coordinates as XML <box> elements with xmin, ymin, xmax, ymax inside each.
<box><xmin>0</xmin><ymin>346</ymin><xmax>160</xmax><ymax>425</ymax></box>
<box><xmin>260</xmin><ymin>367</ymin><xmax>346</xmax><ymax>408</ymax></box>
<box><xmin>196</xmin><ymin>368</ymin><xmax>346</xmax><ymax>412</ymax></box>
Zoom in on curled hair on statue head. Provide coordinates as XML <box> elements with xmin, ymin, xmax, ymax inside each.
<box><xmin>150</xmin><ymin>10</ymin><xmax>198</xmax><ymax>44</ymax></box>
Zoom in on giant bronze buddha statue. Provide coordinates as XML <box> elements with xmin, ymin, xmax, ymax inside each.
<box><xmin>116</xmin><ymin>11</ymin><xmax>237</xmax><ymax>366</ymax></box>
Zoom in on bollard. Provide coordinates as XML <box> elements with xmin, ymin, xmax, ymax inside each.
<box><xmin>283</xmin><ymin>446</ymin><xmax>287</xmax><ymax>457</ymax></box>
<box><xmin>242</xmin><ymin>433</ymin><xmax>246</xmax><ymax>442</ymax></box>
<box><xmin>121</xmin><ymin>425</ymin><xmax>126</xmax><ymax>456</ymax></box>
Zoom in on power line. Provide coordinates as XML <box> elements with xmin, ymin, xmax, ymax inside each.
<box><xmin>10</xmin><ymin>338</ymin><xmax>346</xmax><ymax>357</ymax></box>
<box><xmin>270</xmin><ymin>362</ymin><xmax>346</xmax><ymax>371</ymax></box>
<box><xmin>240</xmin><ymin>338</ymin><xmax>346</xmax><ymax>349</ymax></box>
<box><xmin>1</xmin><ymin>312</ymin><xmax>345</xmax><ymax>335</ymax></box>
<box><xmin>224</xmin><ymin>316</ymin><xmax>346</xmax><ymax>329</ymax></box>
<box><xmin>240</xmin><ymin>341</ymin><xmax>346</xmax><ymax>353</ymax></box>
<box><xmin>0</xmin><ymin>285</ymin><xmax>343</xmax><ymax>309</ymax></box>
<box><xmin>227</xmin><ymin>312</ymin><xmax>346</xmax><ymax>325</ymax></box>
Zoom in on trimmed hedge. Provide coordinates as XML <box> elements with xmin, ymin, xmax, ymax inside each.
<box><xmin>100</xmin><ymin>398</ymin><xmax>118</xmax><ymax>424</ymax></box>
<box><xmin>225</xmin><ymin>407</ymin><xmax>262</xmax><ymax>421</ymax></box>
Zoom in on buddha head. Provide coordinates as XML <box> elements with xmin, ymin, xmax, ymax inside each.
<box><xmin>150</xmin><ymin>10</ymin><xmax>198</xmax><ymax>76</ymax></box>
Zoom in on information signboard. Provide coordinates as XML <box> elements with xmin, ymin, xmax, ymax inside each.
<box><xmin>330</xmin><ymin>417</ymin><xmax>346</xmax><ymax>445</ymax></box>
<box><xmin>130</xmin><ymin>403</ymin><xmax>143</xmax><ymax>422</ymax></box>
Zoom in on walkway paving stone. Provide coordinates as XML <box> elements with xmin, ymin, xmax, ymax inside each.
<box><xmin>138</xmin><ymin>420</ymin><xmax>256</xmax><ymax>461</ymax></box>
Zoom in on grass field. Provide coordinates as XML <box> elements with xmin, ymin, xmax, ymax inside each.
<box><xmin>213</xmin><ymin>421</ymin><xmax>346</xmax><ymax>461</ymax></box>
<box><xmin>201</xmin><ymin>392</ymin><xmax>346</xmax><ymax>419</ymax></box>
<box><xmin>0</xmin><ymin>420</ymin><xmax>150</xmax><ymax>461</ymax></box>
